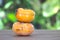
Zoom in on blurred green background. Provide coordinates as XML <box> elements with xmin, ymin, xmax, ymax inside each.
<box><xmin>0</xmin><ymin>0</ymin><xmax>60</xmax><ymax>30</ymax></box>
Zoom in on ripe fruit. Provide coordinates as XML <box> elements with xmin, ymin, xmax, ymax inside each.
<box><xmin>16</xmin><ymin>8</ymin><xmax>35</xmax><ymax>22</ymax></box>
<box><xmin>12</xmin><ymin>22</ymin><xmax>34</xmax><ymax>35</ymax></box>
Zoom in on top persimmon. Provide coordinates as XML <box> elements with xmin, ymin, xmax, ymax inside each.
<box><xmin>16</xmin><ymin>8</ymin><xmax>35</xmax><ymax>22</ymax></box>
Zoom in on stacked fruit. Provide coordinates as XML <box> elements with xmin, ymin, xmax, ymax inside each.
<box><xmin>12</xmin><ymin>8</ymin><xmax>35</xmax><ymax>36</ymax></box>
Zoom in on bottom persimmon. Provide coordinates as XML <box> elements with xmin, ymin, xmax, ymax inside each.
<box><xmin>12</xmin><ymin>22</ymin><xmax>34</xmax><ymax>35</ymax></box>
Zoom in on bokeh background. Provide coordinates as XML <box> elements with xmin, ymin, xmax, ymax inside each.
<box><xmin>0</xmin><ymin>0</ymin><xmax>60</xmax><ymax>30</ymax></box>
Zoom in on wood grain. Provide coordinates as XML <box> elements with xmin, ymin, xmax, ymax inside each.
<box><xmin>0</xmin><ymin>30</ymin><xmax>60</xmax><ymax>40</ymax></box>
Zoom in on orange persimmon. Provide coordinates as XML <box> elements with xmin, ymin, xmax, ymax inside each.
<box><xmin>16</xmin><ymin>8</ymin><xmax>35</xmax><ymax>22</ymax></box>
<box><xmin>12</xmin><ymin>22</ymin><xmax>34</xmax><ymax>35</ymax></box>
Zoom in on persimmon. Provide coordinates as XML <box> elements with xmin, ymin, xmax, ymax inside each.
<box><xmin>16</xmin><ymin>8</ymin><xmax>35</xmax><ymax>22</ymax></box>
<box><xmin>12</xmin><ymin>22</ymin><xmax>34</xmax><ymax>35</ymax></box>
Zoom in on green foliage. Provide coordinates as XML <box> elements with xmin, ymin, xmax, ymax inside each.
<box><xmin>0</xmin><ymin>10</ymin><xmax>5</xmax><ymax>18</ymax></box>
<box><xmin>4</xmin><ymin>1</ymin><xmax>13</xmax><ymax>9</ymax></box>
<box><xmin>26</xmin><ymin>0</ymin><xmax>41</xmax><ymax>11</ymax></box>
<box><xmin>0</xmin><ymin>0</ymin><xmax>60</xmax><ymax>30</ymax></box>
<box><xmin>42</xmin><ymin>0</ymin><xmax>59</xmax><ymax>17</ymax></box>
<box><xmin>0</xmin><ymin>19</ymin><xmax>4</xmax><ymax>30</ymax></box>
<box><xmin>56</xmin><ymin>11</ymin><xmax>60</xmax><ymax>30</ymax></box>
<box><xmin>26</xmin><ymin>0</ymin><xmax>60</xmax><ymax>30</ymax></box>
<box><xmin>7</xmin><ymin>13</ymin><xmax>17</xmax><ymax>23</ymax></box>
<box><xmin>0</xmin><ymin>10</ymin><xmax>5</xmax><ymax>30</ymax></box>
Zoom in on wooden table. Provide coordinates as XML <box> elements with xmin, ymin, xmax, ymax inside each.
<box><xmin>0</xmin><ymin>30</ymin><xmax>60</xmax><ymax>40</ymax></box>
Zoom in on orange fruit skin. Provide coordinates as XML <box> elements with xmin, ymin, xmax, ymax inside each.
<box><xmin>12</xmin><ymin>22</ymin><xmax>34</xmax><ymax>35</ymax></box>
<box><xmin>16</xmin><ymin>8</ymin><xmax>35</xmax><ymax>22</ymax></box>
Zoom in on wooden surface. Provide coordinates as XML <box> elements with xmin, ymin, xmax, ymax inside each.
<box><xmin>0</xmin><ymin>30</ymin><xmax>60</xmax><ymax>40</ymax></box>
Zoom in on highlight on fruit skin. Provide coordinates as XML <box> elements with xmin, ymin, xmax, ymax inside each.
<box><xmin>12</xmin><ymin>22</ymin><xmax>34</xmax><ymax>35</ymax></box>
<box><xmin>16</xmin><ymin>8</ymin><xmax>35</xmax><ymax>22</ymax></box>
